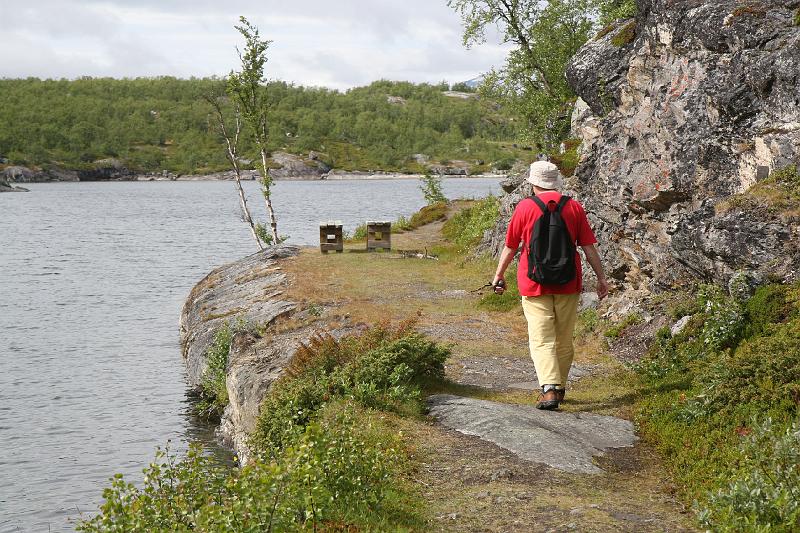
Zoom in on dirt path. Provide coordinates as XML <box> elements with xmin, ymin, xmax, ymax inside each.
<box><xmin>282</xmin><ymin>207</ymin><xmax>695</xmax><ymax>531</ymax></box>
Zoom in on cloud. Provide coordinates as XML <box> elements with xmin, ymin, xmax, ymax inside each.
<box><xmin>0</xmin><ymin>0</ymin><xmax>509</xmax><ymax>87</ymax></box>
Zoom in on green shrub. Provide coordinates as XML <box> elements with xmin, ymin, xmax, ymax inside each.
<box><xmin>795</xmin><ymin>8</ymin><xmax>800</xmax><ymax>26</ymax></box>
<box><xmin>419</xmin><ymin>172</ymin><xmax>447</xmax><ymax>205</ymax></box>
<box><xmin>744</xmin><ymin>283</ymin><xmax>796</xmax><ymax>337</ymax></box>
<box><xmin>634</xmin><ymin>281</ymin><xmax>800</xmax><ymax>530</ymax></box>
<box><xmin>250</xmin><ymin>322</ymin><xmax>450</xmax><ymax>455</ymax></box>
<box><xmin>78</xmin><ymin>404</ymin><xmax>421</xmax><ymax>532</ymax></box>
<box><xmin>348</xmin><ymin>223</ymin><xmax>367</xmax><ymax>242</ymax></box>
<box><xmin>696</xmin><ymin>318</ymin><xmax>800</xmax><ymax>414</ymax></box>
<box><xmin>598</xmin><ymin>0</ymin><xmax>637</xmax><ymax>25</ymax></box>
<box><xmin>442</xmin><ymin>195</ymin><xmax>500</xmax><ymax>250</ymax></box>
<box><xmin>697</xmin><ymin>285</ymin><xmax>745</xmax><ymax>351</ymax></box>
<box><xmin>549</xmin><ymin>139</ymin><xmax>581</xmax><ymax>177</ymax></box>
<box><xmin>196</xmin><ymin>322</ymin><xmax>237</xmax><ymax>420</ymax></box>
<box><xmin>699</xmin><ymin>418</ymin><xmax>800</xmax><ymax>531</ymax></box>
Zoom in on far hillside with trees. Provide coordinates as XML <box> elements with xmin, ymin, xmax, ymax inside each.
<box><xmin>0</xmin><ymin>77</ymin><xmax>526</xmax><ymax>176</ymax></box>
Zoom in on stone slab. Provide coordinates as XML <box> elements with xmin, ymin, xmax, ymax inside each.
<box><xmin>427</xmin><ymin>394</ymin><xmax>637</xmax><ymax>474</ymax></box>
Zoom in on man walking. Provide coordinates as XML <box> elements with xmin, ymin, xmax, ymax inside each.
<box><xmin>492</xmin><ymin>161</ymin><xmax>608</xmax><ymax>410</ymax></box>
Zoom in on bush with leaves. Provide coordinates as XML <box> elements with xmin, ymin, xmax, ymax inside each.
<box><xmin>250</xmin><ymin>321</ymin><xmax>450</xmax><ymax>455</ymax></box>
<box><xmin>419</xmin><ymin>171</ymin><xmax>447</xmax><ymax>205</ymax></box>
<box><xmin>699</xmin><ymin>418</ymin><xmax>800</xmax><ymax>531</ymax></box>
<box><xmin>78</xmin><ymin>404</ymin><xmax>418</xmax><ymax>532</ymax></box>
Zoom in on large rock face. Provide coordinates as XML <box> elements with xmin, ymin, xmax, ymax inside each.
<box><xmin>488</xmin><ymin>0</ymin><xmax>800</xmax><ymax>290</ymax></box>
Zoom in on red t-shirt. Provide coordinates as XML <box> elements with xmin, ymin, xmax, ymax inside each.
<box><xmin>505</xmin><ymin>192</ymin><xmax>597</xmax><ymax>296</ymax></box>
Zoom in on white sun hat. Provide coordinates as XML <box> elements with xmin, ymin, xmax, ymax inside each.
<box><xmin>526</xmin><ymin>161</ymin><xmax>562</xmax><ymax>190</ymax></box>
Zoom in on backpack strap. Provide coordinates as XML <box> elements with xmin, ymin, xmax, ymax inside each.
<box><xmin>556</xmin><ymin>195</ymin><xmax>571</xmax><ymax>212</ymax></box>
<box><xmin>531</xmin><ymin>196</ymin><xmax>548</xmax><ymax>214</ymax></box>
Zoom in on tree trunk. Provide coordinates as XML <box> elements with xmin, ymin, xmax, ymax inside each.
<box><xmin>210</xmin><ymin>98</ymin><xmax>263</xmax><ymax>251</ymax></box>
<box><xmin>259</xmin><ymin>148</ymin><xmax>280</xmax><ymax>244</ymax></box>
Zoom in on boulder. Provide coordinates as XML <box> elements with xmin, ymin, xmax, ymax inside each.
<box><xmin>427</xmin><ymin>394</ymin><xmax>637</xmax><ymax>474</ymax></box>
<box><xmin>269</xmin><ymin>151</ymin><xmax>331</xmax><ymax>180</ymax></box>
<box><xmin>484</xmin><ymin>0</ymin><xmax>800</xmax><ymax>289</ymax></box>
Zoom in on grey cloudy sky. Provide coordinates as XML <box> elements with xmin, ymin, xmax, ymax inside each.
<box><xmin>0</xmin><ymin>0</ymin><xmax>509</xmax><ymax>89</ymax></box>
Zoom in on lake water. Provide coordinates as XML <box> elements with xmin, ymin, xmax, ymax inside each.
<box><xmin>0</xmin><ymin>178</ymin><xmax>501</xmax><ymax>532</ymax></box>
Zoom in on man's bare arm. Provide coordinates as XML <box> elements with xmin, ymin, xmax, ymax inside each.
<box><xmin>492</xmin><ymin>246</ymin><xmax>517</xmax><ymax>294</ymax></box>
<box><xmin>581</xmin><ymin>244</ymin><xmax>609</xmax><ymax>299</ymax></box>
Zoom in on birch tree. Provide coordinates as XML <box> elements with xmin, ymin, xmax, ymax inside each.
<box><xmin>227</xmin><ymin>17</ymin><xmax>281</xmax><ymax>245</ymax></box>
<box><xmin>448</xmin><ymin>0</ymin><xmax>595</xmax><ymax>150</ymax></box>
<box><xmin>206</xmin><ymin>92</ymin><xmax>264</xmax><ymax>250</ymax></box>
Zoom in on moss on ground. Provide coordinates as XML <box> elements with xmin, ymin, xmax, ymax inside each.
<box><xmin>717</xmin><ymin>165</ymin><xmax>800</xmax><ymax>217</ymax></box>
<box><xmin>611</xmin><ymin>20</ymin><xmax>637</xmax><ymax>47</ymax></box>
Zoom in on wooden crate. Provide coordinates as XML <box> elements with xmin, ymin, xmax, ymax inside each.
<box><xmin>366</xmin><ymin>221</ymin><xmax>391</xmax><ymax>251</ymax></box>
<box><xmin>319</xmin><ymin>221</ymin><xmax>343</xmax><ymax>253</ymax></box>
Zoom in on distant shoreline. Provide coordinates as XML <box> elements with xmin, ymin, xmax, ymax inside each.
<box><xmin>15</xmin><ymin>172</ymin><xmax>508</xmax><ymax>183</ymax></box>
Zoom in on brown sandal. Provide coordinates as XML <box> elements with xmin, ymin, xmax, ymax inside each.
<box><xmin>536</xmin><ymin>389</ymin><xmax>560</xmax><ymax>410</ymax></box>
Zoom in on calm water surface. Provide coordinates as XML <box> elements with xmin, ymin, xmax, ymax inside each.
<box><xmin>0</xmin><ymin>178</ymin><xmax>500</xmax><ymax>532</ymax></box>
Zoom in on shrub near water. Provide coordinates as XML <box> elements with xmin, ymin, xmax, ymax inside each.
<box><xmin>78</xmin><ymin>405</ymin><xmax>415</xmax><ymax>532</ymax></box>
<box><xmin>251</xmin><ymin>320</ymin><xmax>449</xmax><ymax>454</ymax></box>
<box><xmin>80</xmin><ymin>321</ymin><xmax>444</xmax><ymax>531</ymax></box>
<box><xmin>634</xmin><ymin>282</ymin><xmax>800</xmax><ymax>530</ymax></box>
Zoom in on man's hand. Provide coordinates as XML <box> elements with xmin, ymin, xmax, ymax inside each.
<box><xmin>596</xmin><ymin>278</ymin><xmax>609</xmax><ymax>300</ymax></box>
<box><xmin>492</xmin><ymin>275</ymin><xmax>506</xmax><ymax>295</ymax></box>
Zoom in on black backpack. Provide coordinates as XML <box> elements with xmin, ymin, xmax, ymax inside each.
<box><xmin>527</xmin><ymin>196</ymin><xmax>577</xmax><ymax>285</ymax></box>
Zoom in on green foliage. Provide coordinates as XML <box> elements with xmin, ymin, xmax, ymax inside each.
<box><xmin>795</xmin><ymin>8</ymin><xmax>800</xmax><ymax>26</ymax></box>
<box><xmin>196</xmin><ymin>322</ymin><xmax>238</xmax><ymax>420</ymax></box>
<box><xmin>596</xmin><ymin>0</ymin><xmax>637</xmax><ymax>25</ymax></box>
<box><xmin>696</xmin><ymin>284</ymin><xmax>747</xmax><ymax>351</ymax></box>
<box><xmin>450</xmin><ymin>81</ymin><xmax>478</xmax><ymax>93</ymax></box>
<box><xmin>575</xmin><ymin>308</ymin><xmax>602</xmax><ymax>338</ymax></box>
<box><xmin>699</xmin><ymin>418</ymin><xmax>800</xmax><ymax>532</ymax></box>
<box><xmin>78</xmin><ymin>404</ymin><xmax>423</xmax><ymax>532</ymax></box>
<box><xmin>696</xmin><ymin>317</ymin><xmax>800</xmax><ymax>415</ymax></box>
<box><xmin>254</xmin><ymin>223</ymin><xmax>287</xmax><ymax>246</ymax></box>
<box><xmin>348</xmin><ymin>223</ymin><xmax>368</xmax><ymax>242</ymax></box>
<box><xmin>0</xmin><ymin>78</ymin><xmax>520</xmax><ymax>174</ymax></box>
<box><xmin>603</xmin><ymin>312</ymin><xmax>642</xmax><ymax>338</ymax></box>
<box><xmin>449</xmin><ymin>0</ymin><xmax>596</xmax><ymax>150</ymax></box>
<box><xmin>634</xmin><ymin>282</ymin><xmax>800</xmax><ymax>530</ymax></box>
<box><xmin>250</xmin><ymin>322</ymin><xmax>450</xmax><ymax>455</ymax></box>
<box><xmin>442</xmin><ymin>195</ymin><xmax>500</xmax><ymax>250</ymax></box>
<box><xmin>419</xmin><ymin>172</ymin><xmax>448</xmax><ymax>205</ymax></box>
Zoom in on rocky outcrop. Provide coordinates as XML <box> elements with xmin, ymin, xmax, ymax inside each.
<box><xmin>486</xmin><ymin>0</ymin><xmax>800</xmax><ymax>289</ymax></box>
<box><xmin>0</xmin><ymin>176</ymin><xmax>29</xmax><ymax>192</ymax></box>
<box><xmin>2</xmin><ymin>165</ymin><xmax>79</xmax><ymax>183</ymax></box>
<box><xmin>180</xmin><ymin>245</ymin><xmax>351</xmax><ymax>462</ymax></box>
<box><xmin>268</xmin><ymin>151</ymin><xmax>332</xmax><ymax>180</ymax></box>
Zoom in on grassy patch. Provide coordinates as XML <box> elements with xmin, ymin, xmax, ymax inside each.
<box><xmin>549</xmin><ymin>138</ymin><xmax>582</xmax><ymax>177</ymax></box>
<box><xmin>611</xmin><ymin>20</ymin><xmax>636</xmax><ymax>47</ymax></box>
<box><xmin>731</xmin><ymin>4</ymin><xmax>767</xmax><ymax>19</ymax></box>
<box><xmin>442</xmin><ymin>195</ymin><xmax>500</xmax><ymax>251</ymax></box>
<box><xmin>603</xmin><ymin>312</ymin><xmax>642</xmax><ymax>338</ymax></box>
<box><xmin>718</xmin><ymin>165</ymin><xmax>800</xmax><ymax>216</ymax></box>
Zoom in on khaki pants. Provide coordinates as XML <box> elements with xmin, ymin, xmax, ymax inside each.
<box><xmin>521</xmin><ymin>293</ymin><xmax>580</xmax><ymax>387</ymax></box>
